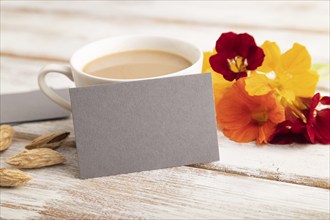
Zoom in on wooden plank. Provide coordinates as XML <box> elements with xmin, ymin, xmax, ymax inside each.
<box><xmin>1</xmin><ymin>1</ymin><xmax>329</xmax><ymax>32</ymax></box>
<box><xmin>11</xmin><ymin>117</ymin><xmax>330</xmax><ymax>189</ymax></box>
<box><xmin>0</xmin><ymin>56</ymin><xmax>73</xmax><ymax>94</ymax></box>
<box><xmin>1</xmin><ymin>139</ymin><xmax>329</xmax><ymax>219</ymax></box>
<box><xmin>192</xmin><ymin>132</ymin><xmax>330</xmax><ymax>189</ymax></box>
<box><xmin>1</xmin><ymin>2</ymin><xmax>329</xmax><ymax>62</ymax></box>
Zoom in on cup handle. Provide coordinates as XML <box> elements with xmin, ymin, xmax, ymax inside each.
<box><xmin>38</xmin><ymin>64</ymin><xmax>73</xmax><ymax>111</ymax></box>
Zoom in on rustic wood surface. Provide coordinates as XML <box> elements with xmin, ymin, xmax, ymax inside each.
<box><xmin>1</xmin><ymin>1</ymin><xmax>329</xmax><ymax>219</ymax></box>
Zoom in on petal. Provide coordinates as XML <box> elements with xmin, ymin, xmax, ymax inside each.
<box><xmin>311</xmin><ymin>93</ymin><xmax>321</xmax><ymax>106</ymax></box>
<box><xmin>223</xmin><ymin>123</ymin><xmax>259</xmax><ymax>143</ymax></box>
<box><xmin>245</xmin><ymin>73</ymin><xmax>274</xmax><ymax>96</ymax></box>
<box><xmin>306</xmin><ymin>124</ymin><xmax>316</xmax><ymax>143</ymax></box>
<box><xmin>257</xmin><ymin>121</ymin><xmax>277</xmax><ymax>144</ymax></box>
<box><xmin>279</xmin><ymin>89</ymin><xmax>296</xmax><ymax>104</ymax></box>
<box><xmin>215</xmin><ymin>32</ymin><xmax>239</xmax><ymax>58</ymax></box>
<box><xmin>257</xmin><ymin>41</ymin><xmax>281</xmax><ymax>73</ymax></box>
<box><xmin>235</xmin><ymin>71</ymin><xmax>247</xmax><ymax>80</ymax></box>
<box><xmin>217</xmin><ymin>93</ymin><xmax>252</xmax><ymax>129</ymax></box>
<box><xmin>309</xmin><ymin>93</ymin><xmax>320</xmax><ymax>121</ymax></box>
<box><xmin>211</xmin><ymin>71</ymin><xmax>234</xmax><ymax>105</ymax></box>
<box><xmin>236</xmin><ymin>33</ymin><xmax>257</xmax><ymax>57</ymax></box>
<box><xmin>247</xmin><ymin>46</ymin><xmax>265</xmax><ymax>70</ymax></box>
<box><xmin>280</xmin><ymin>43</ymin><xmax>312</xmax><ymax>73</ymax></box>
<box><xmin>291</xmin><ymin>119</ymin><xmax>306</xmax><ymax>134</ymax></box>
<box><xmin>222</xmin><ymin>72</ymin><xmax>237</xmax><ymax>81</ymax></box>
<box><xmin>268</xmin><ymin>102</ymin><xmax>285</xmax><ymax>124</ymax></box>
<box><xmin>320</xmin><ymin>96</ymin><xmax>330</xmax><ymax>105</ymax></box>
<box><xmin>268</xmin><ymin>121</ymin><xmax>295</xmax><ymax>144</ymax></box>
<box><xmin>269</xmin><ymin>120</ymin><xmax>309</xmax><ymax>144</ymax></box>
<box><xmin>202</xmin><ymin>50</ymin><xmax>216</xmax><ymax>73</ymax></box>
<box><xmin>314</xmin><ymin>109</ymin><xmax>330</xmax><ymax>144</ymax></box>
<box><xmin>281</xmin><ymin>70</ymin><xmax>319</xmax><ymax>98</ymax></box>
<box><xmin>216</xmin><ymin>79</ymin><xmax>255</xmax><ymax>131</ymax></box>
<box><xmin>217</xmin><ymin>112</ymin><xmax>251</xmax><ymax>130</ymax></box>
<box><xmin>210</xmin><ymin>54</ymin><xmax>233</xmax><ymax>77</ymax></box>
<box><xmin>232</xmin><ymin>78</ymin><xmax>260</xmax><ymax>106</ymax></box>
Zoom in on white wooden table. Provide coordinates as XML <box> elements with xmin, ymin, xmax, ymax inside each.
<box><xmin>1</xmin><ymin>1</ymin><xmax>329</xmax><ymax>219</ymax></box>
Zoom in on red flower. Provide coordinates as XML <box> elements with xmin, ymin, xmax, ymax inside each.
<box><xmin>306</xmin><ymin>93</ymin><xmax>330</xmax><ymax>144</ymax></box>
<box><xmin>210</xmin><ymin>32</ymin><xmax>265</xmax><ymax>81</ymax></box>
<box><xmin>269</xmin><ymin>93</ymin><xmax>330</xmax><ymax>144</ymax></box>
<box><xmin>268</xmin><ymin>119</ymin><xmax>309</xmax><ymax>144</ymax></box>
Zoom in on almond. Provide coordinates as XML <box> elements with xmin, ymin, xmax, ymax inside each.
<box><xmin>0</xmin><ymin>168</ymin><xmax>32</xmax><ymax>187</ymax></box>
<box><xmin>6</xmin><ymin>148</ymin><xmax>66</xmax><ymax>168</ymax></box>
<box><xmin>0</xmin><ymin>125</ymin><xmax>15</xmax><ymax>151</ymax></box>
<box><xmin>26</xmin><ymin>131</ymin><xmax>70</xmax><ymax>150</ymax></box>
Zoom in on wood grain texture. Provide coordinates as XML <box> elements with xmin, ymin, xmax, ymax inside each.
<box><xmin>1</xmin><ymin>1</ymin><xmax>330</xmax><ymax>219</ymax></box>
<box><xmin>2</xmin><ymin>1</ymin><xmax>329</xmax><ymax>33</ymax></box>
<box><xmin>192</xmin><ymin>134</ymin><xmax>330</xmax><ymax>189</ymax></box>
<box><xmin>11</xmin><ymin>116</ymin><xmax>330</xmax><ymax>189</ymax></box>
<box><xmin>1</xmin><ymin>139</ymin><xmax>329</xmax><ymax>219</ymax></box>
<box><xmin>1</xmin><ymin>1</ymin><xmax>329</xmax><ymax>62</ymax></box>
<box><xmin>0</xmin><ymin>56</ymin><xmax>73</xmax><ymax>94</ymax></box>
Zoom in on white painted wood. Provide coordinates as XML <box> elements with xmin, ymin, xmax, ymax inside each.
<box><xmin>0</xmin><ymin>57</ymin><xmax>73</xmax><ymax>94</ymax></box>
<box><xmin>0</xmin><ymin>1</ymin><xmax>329</xmax><ymax>62</ymax></box>
<box><xmin>1</xmin><ymin>2</ymin><xmax>330</xmax><ymax>218</ymax></box>
<box><xmin>0</xmin><ymin>1</ymin><xmax>329</xmax><ymax>188</ymax></box>
<box><xmin>2</xmin><ymin>1</ymin><xmax>329</xmax><ymax>32</ymax></box>
<box><xmin>0</xmin><ymin>139</ymin><xmax>329</xmax><ymax>219</ymax></box>
<box><xmin>193</xmin><ymin>132</ymin><xmax>330</xmax><ymax>189</ymax></box>
<box><xmin>11</xmin><ymin>117</ymin><xmax>330</xmax><ymax>189</ymax></box>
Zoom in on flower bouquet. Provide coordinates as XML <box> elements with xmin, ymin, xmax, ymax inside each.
<box><xmin>203</xmin><ymin>32</ymin><xmax>330</xmax><ymax>145</ymax></box>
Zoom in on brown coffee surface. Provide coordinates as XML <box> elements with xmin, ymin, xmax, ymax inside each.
<box><xmin>83</xmin><ymin>50</ymin><xmax>192</xmax><ymax>79</ymax></box>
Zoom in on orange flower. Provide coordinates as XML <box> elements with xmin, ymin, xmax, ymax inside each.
<box><xmin>216</xmin><ymin>78</ymin><xmax>285</xmax><ymax>144</ymax></box>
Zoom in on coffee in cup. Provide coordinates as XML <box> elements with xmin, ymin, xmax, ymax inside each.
<box><xmin>84</xmin><ymin>50</ymin><xmax>192</xmax><ymax>80</ymax></box>
<box><xmin>38</xmin><ymin>35</ymin><xmax>203</xmax><ymax>111</ymax></box>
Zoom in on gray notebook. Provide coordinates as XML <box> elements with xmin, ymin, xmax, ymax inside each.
<box><xmin>1</xmin><ymin>89</ymin><xmax>70</xmax><ymax>124</ymax></box>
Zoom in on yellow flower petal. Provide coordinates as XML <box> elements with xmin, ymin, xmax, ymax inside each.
<box><xmin>245</xmin><ymin>73</ymin><xmax>274</xmax><ymax>96</ymax></box>
<box><xmin>280</xmin><ymin>43</ymin><xmax>311</xmax><ymax>74</ymax></box>
<box><xmin>211</xmin><ymin>70</ymin><xmax>234</xmax><ymax>105</ymax></box>
<box><xmin>285</xmin><ymin>70</ymin><xmax>319</xmax><ymax>98</ymax></box>
<box><xmin>257</xmin><ymin>41</ymin><xmax>281</xmax><ymax>73</ymax></box>
<box><xmin>202</xmin><ymin>49</ymin><xmax>216</xmax><ymax>73</ymax></box>
<box><xmin>278</xmin><ymin>89</ymin><xmax>295</xmax><ymax>104</ymax></box>
<box><xmin>251</xmin><ymin>41</ymin><xmax>319</xmax><ymax>106</ymax></box>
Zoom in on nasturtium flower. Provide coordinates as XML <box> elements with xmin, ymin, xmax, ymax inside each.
<box><xmin>269</xmin><ymin>93</ymin><xmax>330</xmax><ymax>144</ymax></box>
<box><xmin>245</xmin><ymin>41</ymin><xmax>319</xmax><ymax>115</ymax></box>
<box><xmin>216</xmin><ymin>78</ymin><xmax>285</xmax><ymax>144</ymax></box>
<box><xmin>203</xmin><ymin>50</ymin><xmax>234</xmax><ymax>105</ymax></box>
<box><xmin>210</xmin><ymin>32</ymin><xmax>265</xmax><ymax>81</ymax></box>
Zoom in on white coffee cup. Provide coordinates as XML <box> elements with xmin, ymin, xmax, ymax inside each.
<box><xmin>38</xmin><ymin>35</ymin><xmax>203</xmax><ymax>111</ymax></box>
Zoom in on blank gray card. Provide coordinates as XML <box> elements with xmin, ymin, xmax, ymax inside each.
<box><xmin>70</xmin><ymin>73</ymin><xmax>219</xmax><ymax>179</ymax></box>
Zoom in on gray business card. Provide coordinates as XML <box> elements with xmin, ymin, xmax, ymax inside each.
<box><xmin>70</xmin><ymin>73</ymin><xmax>219</xmax><ymax>179</ymax></box>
